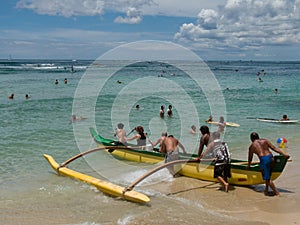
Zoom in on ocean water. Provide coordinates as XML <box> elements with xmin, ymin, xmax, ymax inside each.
<box><xmin>1</xmin><ymin>59</ymin><xmax>300</xmax><ymax>224</ymax></box>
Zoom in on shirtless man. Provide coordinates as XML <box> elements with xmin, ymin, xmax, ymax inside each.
<box><xmin>114</xmin><ymin>123</ymin><xmax>127</xmax><ymax>145</ymax></box>
<box><xmin>197</xmin><ymin>125</ymin><xmax>211</xmax><ymax>158</ymax></box>
<box><xmin>159</xmin><ymin>105</ymin><xmax>165</xmax><ymax>118</ymax></box>
<box><xmin>160</xmin><ymin>135</ymin><xmax>187</xmax><ymax>176</ymax></box>
<box><xmin>149</xmin><ymin>131</ymin><xmax>167</xmax><ymax>149</ymax></box>
<box><xmin>248</xmin><ymin>132</ymin><xmax>290</xmax><ymax>196</ymax></box>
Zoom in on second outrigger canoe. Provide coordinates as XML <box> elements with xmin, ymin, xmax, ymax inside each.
<box><xmin>256</xmin><ymin>118</ymin><xmax>299</xmax><ymax>124</ymax></box>
<box><xmin>89</xmin><ymin>127</ymin><xmax>289</xmax><ymax>186</ymax></box>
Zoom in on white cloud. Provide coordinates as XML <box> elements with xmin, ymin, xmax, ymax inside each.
<box><xmin>16</xmin><ymin>0</ymin><xmax>105</xmax><ymax>17</ymax></box>
<box><xmin>16</xmin><ymin>0</ymin><xmax>226</xmax><ymax>21</ymax></box>
<box><xmin>175</xmin><ymin>0</ymin><xmax>300</xmax><ymax>54</ymax></box>
<box><xmin>10</xmin><ymin>0</ymin><xmax>300</xmax><ymax>59</ymax></box>
<box><xmin>114</xmin><ymin>7</ymin><xmax>142</xmax><ymax>24</ymax></box>
<box><xmin>197</xmin><ymin>9</ymin><xmax>218</xmax><ymax>29</ymax></box>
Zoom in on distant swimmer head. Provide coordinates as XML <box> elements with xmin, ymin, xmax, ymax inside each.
<box><xmin>8</xmin><ymin>93</ymin><xmax>14</xmax><ymax>99</ymax></box>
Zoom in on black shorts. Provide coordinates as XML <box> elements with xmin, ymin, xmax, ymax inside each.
<box><xmin>214</xmin><ymin>163</ymin><xmax>231</xmax><ymax>178</ymax></box>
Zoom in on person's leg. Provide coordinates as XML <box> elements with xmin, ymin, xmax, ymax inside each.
<box><xmin>217</xmin><ymin>176</ymin><xmax>229</xmax><ymax>192</ymax></box>
<box><xmin>264</xmin><ymin>180</ymin><xmax>269</xmax><ymax>195</ymax></box>
<box><xmin>269</xmin><ymin>180</ymin><xmax>280</xmax><ymax>195</ymax></box>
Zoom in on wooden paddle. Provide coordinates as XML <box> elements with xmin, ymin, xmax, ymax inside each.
<box><xmin>123</xmin><ymin>158</ymin><xmax>213</xmax><ymax>194</ymax></box>
<box><xmin>127</xmin><ymin>128</ymin><xmax>136</xmax><ymax>136</ymax></box>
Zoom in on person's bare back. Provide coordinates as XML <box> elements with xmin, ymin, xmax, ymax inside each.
<box><xmin>249</xmin><ymin>139</ymin><xmax>274</xmax><ymax>157</ymax></box>
<box><xmin>160</xmin><ymin>136</ymin><xmax>186</xmax><ymax>154</ymax></box>
<box><xmin>162</xmin><ymin>136</ymin><xmax>179</xmax><ymax>153</ymax></box>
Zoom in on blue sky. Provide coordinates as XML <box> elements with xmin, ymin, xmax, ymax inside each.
<box><xmin>0</xmin><ymin>0</ymin><xmax>299</xmax><ymax>60</ymax></box>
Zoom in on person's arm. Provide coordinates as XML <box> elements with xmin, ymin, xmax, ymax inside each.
<box><xmin>159</xmin><ymin>140</ymin><xmax>166</xmax><ymax>154</ymax></box>
<box><xmin>178</xmin><ymin>141</ymin><xmax>187</xmax><ymax>154</ymax></box>
<box><xmin>200</xmin><ymin>142</ymin><xmax>213</xmax><ymax>159</ymax></box>
<box><xmin>126</xmin><ymin>134</ymin><xmax>139</xmax><ymax>141</ymax></box>
<box><xmin>149</xmin><ymin>138</ymin><xmax>160</xmax><ymax>147</ymax></box>
<box><xmin>190</xmin><ymin>129</ymin><xmax>196</xmax><ymax>134</ymax></box>
<box><xmin>247</xmin><ymin>146</ymin><xmax>254</xmax><ymax>170</ymax></box>
<box><xmin>198</xmin><ymin>136</ymin><xmax>205</xmax><ymax>157</ymax></box>
<box><xmin>114</xmin><ymin>129</ymin><xmax>118</xmax><ymax>137</ymax></box>
<box><xmin>267</xmin><ymin>140</ymin><xmax>290</xmax><ymax>159</ymax></box>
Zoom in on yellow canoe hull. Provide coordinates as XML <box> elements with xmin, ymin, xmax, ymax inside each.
<box><xmin>43</xmin><ymin>154</ymin><xmax>150</xmax><ymax>204</ymax></box>
<box><xmin>179</xmin><ymin>162</ymin><xmax>282</xmax><ymax>186</ymax></box>
<box><xmin>103</xmin><ymin>147</ymin><xmax>284</xmax><ymax>186</ymax></box>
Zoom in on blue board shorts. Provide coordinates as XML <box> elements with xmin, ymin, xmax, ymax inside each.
<box><xmin>259</xmin><ymin>154</ymin><xmax>273</xmax><ymax>180</ymax></box>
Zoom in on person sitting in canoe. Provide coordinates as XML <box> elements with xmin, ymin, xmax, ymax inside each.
<box><xmin>247</xmin><ymin>132</ymin><xmax>290</xmax><ymax>196</ymax></box>
<box><xmin>200</xmin><ymin>131</ymin><xmax>231</xmax><ymax>192</ymax></box>
<box><xmin>280</xmin><ymin>114</ymin><xmax>290</xmax><ymax>121</ymax></box>
<box><xmin>126</xmin><ymin>126</ymin><xmax>147</xmax><ymax>147</ymax></box>
<box><xmin>159</xmin><ymin>135</ymin><xmax>187</xmax><ymax>177</ymax></box>
<box><xmin>114</xmin><ymin>123</ymin><xmax>127</xmax><ymax>145</ymax></box>
<box><xmin>148</xmin><ymin>131</ymin><xmax>167</xmax><ymax>149</ymax></box>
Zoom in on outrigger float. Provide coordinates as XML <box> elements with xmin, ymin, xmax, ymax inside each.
<box><xmin>44</xmin><ymin>152</ymin><xmax>150</xmax><ymax>204</ymax></box>
<box><xmin>44</xmin><ymin>150</ymin><xmax>200</xmax><ymax>204</ymax></box>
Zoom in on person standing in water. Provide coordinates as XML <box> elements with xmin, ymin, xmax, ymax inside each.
<box><xmin>217</xmin><ymin>116</ymin><xmax>226</xmax><ymax>132</ymax></box>
<box><xmin>160</xmin><ymin>135</ymin><xmax>187</xmax><ymax>177</ymax></box>
<box><xmin>189</xmin><ymin>125</ymin><xmax>197</xmax><ymax>134</ymax></box>
<box><xmin>149</xmin><ymin>131</ymin><xmax>167</xmax><ymax>149</ymax></box>
<box><xmin>8</xmin><ymin>93</ymin><xmax>14</xmax><ymax>99</ymax></box>
<box><xmin>159</xmin><ymin>105</ymin><xmax>165</xmax><ymax>118</ymax></box>
<box><xmin>167</xmin><ymin>104</ymin><xmax>173</xmax><ymax>116</ymax></box>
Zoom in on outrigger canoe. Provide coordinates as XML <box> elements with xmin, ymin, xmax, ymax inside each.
<box><xmin>89</xmin><ymin>127</ymin><xmax>289</xmax><ymax>186</ymax></box>
<box><xmin>256</xmin><ymin>118</ymin><xmax>299</xmax><ymax>124</ymax></box>
<box><xmin>43</xmin><ymin>154</ymin><xmax>150</xmax><ymax>204</ymax></box>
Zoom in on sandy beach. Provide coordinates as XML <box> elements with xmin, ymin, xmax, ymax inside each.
<box><xmin>2</xmin><ymin>151</ymin><xmax>299</xmax><ymax>225</ymax></box>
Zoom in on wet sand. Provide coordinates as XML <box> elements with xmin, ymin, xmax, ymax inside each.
<box><xmin>150</xmin><ymin>155</ymin><xmax>300</xmax><ymax>225</ymax></box>
<box><xmin>2</xmin><ymin>160</ymin><xmax>298</xmax><ymax>225</ymax></box>
<box><xmin>2</xmin><ymin>143</ymin><xmax>299</xmax><ymax>225</ymax></box>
